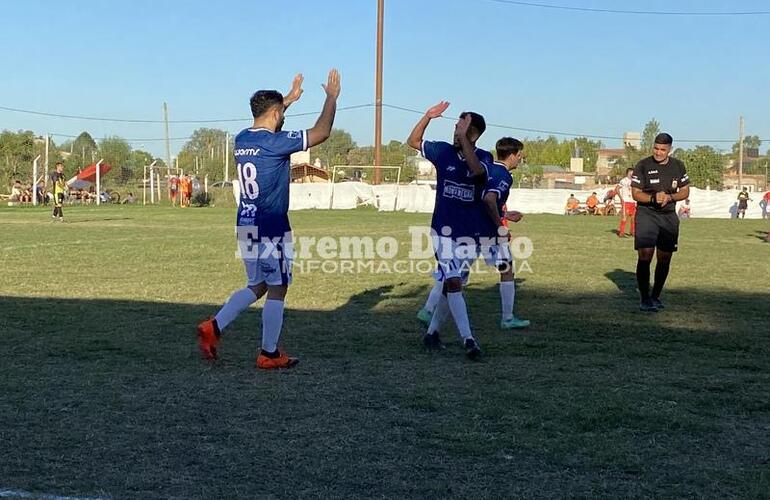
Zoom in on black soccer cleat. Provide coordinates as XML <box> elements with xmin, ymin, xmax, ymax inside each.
<box><xmin>639</xmin><ymin>299</ymin><xmax>659</xmax><ymax>313</ymax></box>
<box><xmin>422</xmin><ymin>331</ymin><xmax>444</xmax><ymax>350</ymax></box>
<box><xmin>464</xmin><ymin>338</ymin><xmax>482</xmax><ymax>360</ymax></box>
<box><xmin>651</xmin><ymin>298</ymin><xmax>665</xmax><ymax>310</ymax></box>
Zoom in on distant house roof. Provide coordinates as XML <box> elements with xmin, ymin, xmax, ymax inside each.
<box><xmin>291</xmin><ymin>164</ymin><xmax>329</xmax><ymax>182</ymax></box>
<box><xmin>597</xmin><ymin>148</ymin><xmax>626</xmax><ymax>157</ymax></box>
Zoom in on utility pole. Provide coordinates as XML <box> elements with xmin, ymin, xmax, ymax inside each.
<box><xmin>164</xmin><ymin>102</ymin><xmax>172</xmax><ymax>178</ymax></box>
<box><xmin>373</xmin><ymin>0</ymin><xmax>384</xmax><ymax>184</ymax></box>
<box><xmin>738</xmin><ymin>116</ymin><xmax>744</xmax><ymax>190</ymax></box>
<box><xmin>224</xmin><ymin>133</ymin><xmax>230</xmax><ymax>182</ymax></box>
<box><xmin>44</xmin><ymin>133</ymin><xmax>49</xmax><ymax>187</ymax></box>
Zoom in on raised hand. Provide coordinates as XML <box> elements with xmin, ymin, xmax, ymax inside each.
<box><xmin>454</xmin><ymin>114</ymin><xmax>471</xmax><ymax>141</ymax></box>
<box><xmin>425</xmin><ymin>101</ymin><xmax>450</xmax><ymax>119</ymax></box>
<box><xmin>284</xmin><ymin>74</ymin><xmax>304</xmax><ymax>106</ymax></box>
<box><xmin>322</xmin><ymin>69</ymin><xmax>341</xmax><ymax>99</ymax></box>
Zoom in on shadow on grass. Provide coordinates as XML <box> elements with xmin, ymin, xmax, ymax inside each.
<box><xmin>64</xmin><ymin>217</ymin><xmax>135</xmax><ymax>224</ymax></box>
<box><xmin>1</xmin><ymin>285</ymin><xmax>769</xmax><ymax>499</ymax></box>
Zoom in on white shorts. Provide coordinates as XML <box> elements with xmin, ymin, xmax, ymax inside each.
<box><xmin>479</xmin><ymin>242</ymin><xmax>513</xmax><ymax>269</ymax></box>
<box><xmin>432</xmin><ymin>235</ymin><xmax>479</xmax><ymax>281</ymax></box>
<box><xmin>237</xmin><ymin>228</ymin><xmax>293</xmax><ymax>286</ymax></box>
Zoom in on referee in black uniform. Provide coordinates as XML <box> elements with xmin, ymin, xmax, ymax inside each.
<box><xmin>631</xmin><ymin>133</ymin><xmax>690</xmax><ymax>312</ymax></box>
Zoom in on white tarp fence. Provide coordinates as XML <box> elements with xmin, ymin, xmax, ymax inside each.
<box><xmin>234</xmin><ymin>182</ymin><xmax>768</xmax><ymax>219</ymax></box>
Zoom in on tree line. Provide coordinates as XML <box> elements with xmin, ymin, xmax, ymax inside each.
<box><xmin>1</xmin><ymin>121</ymin><xmax>764</xmax><ymax>189</ymax></box>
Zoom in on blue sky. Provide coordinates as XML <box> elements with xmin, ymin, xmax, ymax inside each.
<box><xmin>1</xmin><ymin>0</ymin><xmax>769</xmax><ymax>157</ymax></box>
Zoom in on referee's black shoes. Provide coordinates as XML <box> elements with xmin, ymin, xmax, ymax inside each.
<box><xmin>651</xmin><ymin>298</ymin><xmax>665</xmax><ymax>310</ymax></box>
<box><xmin>639</xmin><ymin>299</ymin><xmax>659</xmax><ymax>312</ymax></box>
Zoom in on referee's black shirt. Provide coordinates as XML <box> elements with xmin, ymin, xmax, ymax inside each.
<box><xmin>631</xmin><ymin>156</ymin><xmax>690</xmax><ymax>214</ymax></box>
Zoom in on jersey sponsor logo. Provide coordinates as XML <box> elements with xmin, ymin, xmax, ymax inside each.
<box><xmin>650</xmin><ymin>179</ymin><xmax>660</xmax><ymax>184</ymax></box>
<box><xmin>443</xmin><ymin>180</ymin><xmax>474</xmax><ymax>202</ymax></box>
<box><xmin>239</xmin><ymin>217</ymin><xmax>255</xmax><ymax>225</ymax></box>
<box><xmin>497</xmin><ymin>180</ymin><xmax>510</xmax><ymax>191</ymax></box>
<box><xmin>287</xmin><ymin>131</ymin><xmax>302</xmax><ymax>139</ymax></box>
<box><xmin>239</xmin><ymin>203</ymin><xmax>257</xmax><ymax>217</ymax></box>
<box><xmin>446</xmin><ymin>166</ymin><xmax>457</xmax><ymax>172</ymax></box>
<box><xmin>649</xmin><ymin>170</ymin><xmax>659</xmax><ymax>174</ymax></box>
<box><xmin>234</xmin><ymin>148</ymin><xmax>261</xmax><ymax>157</ymax></box>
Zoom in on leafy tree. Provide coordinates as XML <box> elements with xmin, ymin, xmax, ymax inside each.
<box><xmin>613</xmin><ymin>145</ymin><xmax>647</xmax><ymax>179</ymax></box>
<box><xmin>641</xmin><ymin>119</ymin><xmax>661</xmax><ymax>151</ymax></box>
<box><xmin>512</xmin><ymin>164</ymin><xmax>544</xmax><ymax>188</ymax></box>
<box><xmin>0</xmin><ymin>130</ymin><xmax>36</xmax><ymax>185</ymax></box>
<box><xmin>732</xmin><ymin>135</ymin><xmax>762</xmax><ymax>158</ymax></box>
<box><xmin>520</xmin><ymin>136</ymin><xmax>602</xmax><ymax>172</ymax></box>
<box><xmin>64</xmin><ymin>131</ymin><xmax>99</xmax><ymax>171</ymax></box>
<box><xmin>310</xmin><ymin>128</ymin><xmax>355</xmax><ymax>168</ymax></box>
<box><xmin>178</xmin><ymin>128</ymin><xmax>229</xmax><ymax>181</ymax></box>
<box><xmin>99</xmin><ymin>137</ymin><xmax>131</xmax><ymax>167</ymax></box>
<box><xmin>673</xmin><ymin>146</ymin><xmax>725</xmax><ymax>189</ymax></box>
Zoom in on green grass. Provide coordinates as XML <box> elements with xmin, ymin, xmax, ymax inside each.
<box><xmin>1</xmin><ymin>205</ymin><xmax>769</xmax><ymax>499</ymax></box>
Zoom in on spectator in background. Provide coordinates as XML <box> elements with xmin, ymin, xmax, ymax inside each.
<box><xmin>565</xmin><ymin>194</ymin><xmax>580</xmax><ymax>215</ymax></box>
<box><xmin>600</xmin><ymin>188</ymin><xmax>617</xmax><ymax>215</ymax></box>
<box><xmin>586</xmin><ymin>192</ymin><xmax>599</xmax><ymax>215</ymax></box>
<box><xmin>678</xmin><ymin>199</ymin><xmax>691</xmax><ymax>219</ymax></box>
<box><xmin>761</xmin><ymin>190</ymin><xmax>770</xmax><ymax>219</ymax></box>
<box><xmin>185</xmin><ymin>174</ymin><xmax>194</xmax><ymax>206</ymax></box>
<box><xmin>10</xmin><ymin>180</ymin><xmax>23</xmax><ymax>202</ymax></box>
<box><xmin>736</xmin><ymin>187</ymin><xmax>751</xmax><ymax>219</ymax></box>
<box><xmin>180</xmin><ymin>174</ymin><xmax>192</xmax><ymax>207</ymax></box>
<box><xmin>20</xmin><ymin>184</ymin><xmax>32</xmax><ymax>204</ymax></box>
<box><xmin>123</xmin><ymin>192</ymin><xmax>136</xmax><ymax>204</ymax></box>
<box><xmin>169</xmin><ymin>174</ymin><xmax>180</xmax><ymax>207</ymax></box>
<box><xmin>36</xmin><ymin>180</ymin><xmax>47</xmax><ymax>205</ymax></box>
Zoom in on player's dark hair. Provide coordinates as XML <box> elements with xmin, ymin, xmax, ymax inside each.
<box><xmin>459</xmin><ymin>111</ymin><xmax>486</xmax><ymax>138</ymax></box>
<box><xmin>654</xmin><ymin>133</ymin><xmax>673</xmax><ymax>145</ymax></box>
<box><xmin>495</xmin><ymin>137</ymin><xmax>524</xmax><ymax>161</ymax></box>
<box><xmin>55</xmin><ymin>162</ymin><xmax>63</xmax><ymax>166</ymax></box>
<box><xmin>250</xmin><ymin>90</ymin><xmax>284</xmax><ymax>118</ymax></box>
<box><xmin>626</xmin><ymin>167</ymin><xmax>634</xmax><ymax>173</ymax></box>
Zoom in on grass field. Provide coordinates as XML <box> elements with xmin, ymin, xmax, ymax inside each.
<box><xmin>1</xmin><ymin>205</ymin><xmax>769</xmax><ymax>499</ymax></box>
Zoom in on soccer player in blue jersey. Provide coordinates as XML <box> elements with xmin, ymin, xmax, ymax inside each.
<box><xmin>407</xmin><ymin>102</ymin><xmax>491</xmax><ymax>359</ymax></box>
<box><xmin>197</xmin><ymin>70</ymin><xmax>341</xmax><ymax>369</ymax></box>
<box><xmin>479</xmin><ymin>137</ymin><xmax>530</xmax><ymax>329</ymax></box>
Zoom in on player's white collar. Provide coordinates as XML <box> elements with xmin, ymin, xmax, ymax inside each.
<box><xmin>493</xmin><ymin>160</ymin><xmax>507</xmax><ymax>168</ymax></box>
<box><xmin>457</xmin><ymin>147</ymin><xmax>481</xmax><ymax>161</ymax></box>
<box><xmin>247</xmin><ymin>127</ymin><xmax>271</xmax><ymax>133</ymax></box>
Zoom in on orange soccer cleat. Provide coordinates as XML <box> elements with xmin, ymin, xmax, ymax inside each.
<box><xmin>256</xmin><ymin>350</ymin><xmax>300</xmax><ymax>370</ymax></box>
<box><xmin>196</xmin><ymin>317</ymin><xmax>220</xmax><ymax>360</ymax></box>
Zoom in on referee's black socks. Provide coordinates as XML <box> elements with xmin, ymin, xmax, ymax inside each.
<box><xmin>652</xmin><ymin>260</ymin><xmax>671</xmax><ymax>299</ymax></box>
<box><xmin>636</xmin><ymin>259</ymin><xmax>651</xmax><ymax>301</ymax></box>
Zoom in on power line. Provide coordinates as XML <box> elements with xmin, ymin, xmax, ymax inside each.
<box><xmin>381</xmin><ymin>103</ymin><xmax>744</xmax><ymax>143</ymax></box>
<box><xmin>5</xmin><ymin>101</ymin><xmax>761</xmax><ymax>145</ymax></box>
<box><xmin>0</xmin><ymin>103</ymin><xmax>375</xmax><ymax>124</ymax></box>
<box><xmin>486</xmin><ymin>0</ymin><xmax>770</xmax><ymax>16</ymax></box>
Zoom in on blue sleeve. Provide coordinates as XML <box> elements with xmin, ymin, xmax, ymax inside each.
<box><xmin>420</xmin><ymin>140</ymin><xmax>442</xmax><ymax>165</ymax></box>
<box><xmin>268</xmin><ymin>130</ymin><xmax>308</xmax><ymax>156</ymax></box>
<box><xmin>484</xmin><ymin>168</ymin><xmax>509</xmax><ymax>199</ymax></box>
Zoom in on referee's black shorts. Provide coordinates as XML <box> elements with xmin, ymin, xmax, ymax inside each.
<box><xmin>634</xmin><ymin>208</ymin><xmax>680</xmax><ymax>252</ymax></box>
